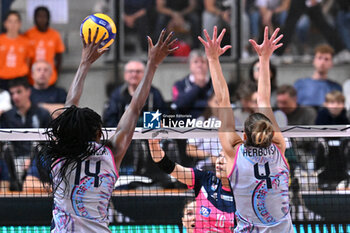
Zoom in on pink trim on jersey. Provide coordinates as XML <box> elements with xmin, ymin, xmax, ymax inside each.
<box><xmin>195</xmin><ymin>188</ymin><xmax>235</xmax><ymax>232</ymax></box>
<box><xmin>227</xmin><ymin>144</ymin><xmax>241</xmax><ymax>178</ymax></box>
<box><xmin>52</xmin><ymin>159</ymin><xmax>62</xmax><ymax>170</ymax></box>
<box><xmin>274</xmin><ymin>143</ymin><xmax>290</xmax><ymax>171</ymax></box>
<box><xmin>222</xmin><ymin>186</ymin><xmax>231</xmax><ymax>192</ymax></box>
<box><xmin>105</xmin><ymin>146</ymin><xmax>119</xmax><ymax>178</ymax></box>
<box><xmin>187</xmin><ymin>168</ymin><xmax>195</xmax><ymax>189</ymax></box>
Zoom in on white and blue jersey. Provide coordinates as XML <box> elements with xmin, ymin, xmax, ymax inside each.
<box><xmin>51</xmin><ymin>142</ymin><xmax>118</xmax><ymax>233</ymax></box>
<box><xmin>228</xmin><ymin>144</ymin><xmax>293</xmax><ymax>233</ymax></box>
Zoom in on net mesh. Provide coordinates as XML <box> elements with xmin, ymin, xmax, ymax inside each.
<box><xmin>0</xmin><ymin>126</ymin><xmax>349</xmax><ymax>233</ymax></box>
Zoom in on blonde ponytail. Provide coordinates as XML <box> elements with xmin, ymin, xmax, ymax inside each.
<box><xmin>251</xmin><ymin>120</ymin><xmax>274</xmax><ymax>147</ymax></box>
<box><xmin>244</xmin><ymin>113</ymin><xmax>274</xmax><ymax>148</ymax></box>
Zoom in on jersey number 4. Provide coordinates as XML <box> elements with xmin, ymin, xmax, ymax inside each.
<box><xmin>74</xmin><ymin>160</ymin><xmax>101</xmax><ymax>187</ymax></box>
<box><xmin>254</xmin><ymin>162</ymin><xmax>272</xmax><ymax>189</ymax></box>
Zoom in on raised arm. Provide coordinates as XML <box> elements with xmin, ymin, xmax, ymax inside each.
<box><xmin>108</xmin><ymin>30</ymin><xmax>177</xmax><ymax>169</ymax></box>
<box><xmin>65</xmin><ymin>28</ymin><xmax>106</xmax><ymax>107</ymax></box>
<box><xmin>249</xmin><ymin>27</ymin><xmax>286</xmax><ymax>152</ymax></box>
<box><xmin>148</xmin><ymin>139</ymin><xmax>193</xmax><ymax>186</ymax></box>
<box><xmin>198</xmin><ymin>27</ymin><xmax>243</xmax><ymax>169</ymax></box>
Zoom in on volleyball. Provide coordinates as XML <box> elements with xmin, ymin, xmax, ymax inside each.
<box><xmin>80</xmin><ymin>13</ymin><xmax>117</xmax><ymax>50</ymax></box>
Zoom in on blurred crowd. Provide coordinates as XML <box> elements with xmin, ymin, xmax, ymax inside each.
<box><xmin>121</xmin><ymin>0</ymin><xmax>350</xmax><ymax>62</ymax></box>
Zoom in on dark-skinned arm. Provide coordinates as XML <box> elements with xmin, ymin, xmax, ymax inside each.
<box><xmin>107</xmin><ymin>30</ymin><xmax>178</xmax><ymax>169</ymax></box>
<box><xmin>65</xmin><ymin>28</ymin><xmax>106</xmax><ymax>107</ymax></box>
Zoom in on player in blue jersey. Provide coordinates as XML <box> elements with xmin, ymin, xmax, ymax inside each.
<box><xmin>149</xmin><ymin>139</ymin><xmax>236</xmax><ymax>232</ymax></box>
<box><xmin>36</xmin><ymin>28</ymin><xmax>177</xmax><ymax>232</ymax></box>
<box><xmin>198</xmin><ymin>26</ymin><xmax>294</xmax><ymax>232</ymax></box>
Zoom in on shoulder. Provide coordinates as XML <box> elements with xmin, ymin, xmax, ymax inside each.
<box><xmin>110</xmin><ymin>84</ymin><xmax>126</xmax><ymax>98</ymax></box>
<box><xmin>326</xmin><ymin>79</ymin><xmax>342</xmax><ymax>89</ymax></box>
<box><xmin>150</xmin><ymin>86</ymin><xmax>163</xmax><ymax>96</ymax></box>
<box><xmin>1</xmin><ymin>108</ymin><xmax>15</xmax><ymax>118</ymax></box>
<box><xmin>50</xmin><ymin>86</ymin><xmax>67</xmax><ymax>94</ymax></box>
<box><xmin>303</xmin><ymin>106</ymin><xmax>317</xmax><ymax>114</ymax></box>
<box><xmin>24</xmin><ymin>27</ymin><xmax>36</xmax><ymax>36</ymax></box>
<box><xmin>295</xmin><ymin>77</ymin><xmax>311</xmax><ymax>85</ymax></box>
<box><xmin>33</xmin><ymin>104</ymin><xmax>51</xmax><ymax>116</ymax></box>
<box><xmin>174</xmin><ymin>75</ymin><xmax>190</xmax><ymax>86</ymax></box>
<box><xmin>18</xmin><ymin>35</ymin><xmax>31</xmax><ymax>45</ymax></box>
<box><xmin>48</xmin><ymin>27</ymin><xmax>60</xmax><ymax>35</ymax></box>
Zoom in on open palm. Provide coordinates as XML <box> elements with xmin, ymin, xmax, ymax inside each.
<box><xmin>198</xmin><ymin>26</ymin><xmax>232</xmax><ymax>60</ymax></box>
<box><xmin>249</xmin><ymin>26</ymin><xmax>283</xmax><ymax>58</ymax></box>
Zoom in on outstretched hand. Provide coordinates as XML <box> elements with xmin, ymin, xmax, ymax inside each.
<box><xmin>198</xmin><ymin>26</ymin><xmax>232</xmax><ymax>60</ymax></box>
<box><xmin>249</xmin><ymin>26</ymin><xmax>283</xmax><ymax>58</ymax></box>
<box><xmin>81</xmin><ymin>27</ymin><xmax>107</xmax><ymax>64</ymax></box>
<box><xmin>147</xmin><ymin>30</ymin><xmax>178</xmax><ymax>66</ymax></box>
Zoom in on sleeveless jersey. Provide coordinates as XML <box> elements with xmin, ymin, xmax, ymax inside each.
<box><xmin>51</xmin><ymin>142</ymin><xmax>118</xmax><ymax>233</ymax></box>
<box><xmin>228</xmin><ymin>144</ymin><xmax>294</xmax><ymax>233</ymax></box>
<box><xmin>189</xmin><ymin>169</ymin><xmax>235</xmax><ymax>233</ymax></box>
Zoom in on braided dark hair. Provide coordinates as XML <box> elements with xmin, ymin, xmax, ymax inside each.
<box><xmin>37</xmin><ymin>105</ymin><xmax>104</xmax><ymax>193</ymax></box>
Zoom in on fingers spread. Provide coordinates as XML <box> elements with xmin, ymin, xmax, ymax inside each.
<box><xmin>81</xmin><ymin>36</ymin><xmax>87</xmax><ymax>48</ymax></box>
<box><xmin>164</xmin><ymin>31</ymin><xmax>174</xmax><ymax>44</ymax></box>
<box><xmin>273</xmin><ymin>34</ymin><xmax>283</xmax><ymax>45</ymax></box>
<box><xmin>222</xmin><ymin>45</ymin><xmax>232</xmax><ymax>54</ymax></box>
<box><xmin>97</xmin><ymin>32</ymin><xmax>107</xmax><ymax>48</ymax></box>
<box><xmin>169</xmin><ymin>46</ymin><xmax>179</xmax><ymax>52</ymax></box>
<box><xmin>264</xmin><ymin>26</ymin><xmax>268</xmax><ymax>42</ymax></box>
<box><xmin>198</xmin><ymin>36</ymin><xmax>207</xmax><ymax>47</ymax></box>
<box><xmin>93</xmin><ymin>27</ymin><xmax>99</xmax><ymax>44</ymax></box>
<box><xmin>156</xmin><ymin>29</ymin><xmax>166</xmax><ymax>45</ymax></box>
<box><xmin>203</xmin><ymin>29</ymin><xmax>211</xmax><ymax>43</ymax></box>
<box><xmin>217</xmin><ymin>28</ymin><xmax>226</xmax><ymax>44</ymax></box>
<box><xmin>88</xmin><ymin>28</ymin><xmax>92</xmax><ymax>44</ymax></box>
<box><xmin>213</xmin><ymin>26</ymin><xmax>218</xmax><ymax>41</ymax></box>
<box><xmin>270</xmin><ymin>27</ymin><xmax>280</xmax><ymax>41</ymax></box>
<box><xmin>147</xmin><ymin>36</ymin><xmax>153</xmax><ymax>49</ymax></box>
<box><xmin>168</xmin><ymin>38</ymin><xmax>178</xmax><ymax>48</ymax></box>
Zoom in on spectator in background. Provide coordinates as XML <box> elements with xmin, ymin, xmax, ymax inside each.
<box><xmin>0</xmin><ymin>11</ymin><xmax>32</xmax><ymax>90</ymax></box>
<box><xmin>172</xmin><ymin>50</ymin><xmax>213</xmax><ymax>118</ymax></box>
<box><xmin>248</xmin><ymin>58</ymin><xmax>277</xmax><ymax>106</ymax></box>
<box><xmin>124</xmin><ymin>0</ymin><xmax>154</xmax><ymax>52</ymax></box>
<box><xmin>1</xmin><ymin>0</ymin><xmax>14</xmax><ymax>32</ymax></box>
<box><xmin>275</xmin><ymin>0</ymin><xmax>350</xmax><ymax>62</ymax></box>
<box><xmin>314</xmin><ymin>90</ymin><xmax>349</xmax><ymax>190</ymax></box>
<box><xmin>294</xmin><ymin>45</ymin><xmax>342</xmax><ymax>107</ymax></box>
<box><xmin>0</xmin><ymin>88</ymin><xmax>11</xmax><ymax>115</ymax></box>
<box><xmin>186</xmin><ymin>93</ymin><xmax>222</xmax><ymax>171</ymax></box>
<box><xmin>234</xmin><ymin>82</ymin><xmax>288</xmax><ymax>126</ymax></box>
<box><xmin>233</xmin><ymin>82</ymin><xmax>258</xmax><ymax>126</ymax></box>
<box><xmin>30</xmin><ymin>60</ymin><xmax>67</xmax><ymax>119</ymax></box>
<box><xmin>256</xmin><ymin>0</ymin><xmax>290</xmax><ymax>34</ymax></box>
<box><xmin>334</xmin><ymin>0</ymin><xmax>350</xmax><ymax>52</ymax></box>
<box><xmin>25</xmin><ymin>6</ymin><xmax>65</xmax><ymax>86</ymax></box>
<box><xmin>155</xmin><ymin>0</ymin><xmax>201</xmax><ymax>49</ymax></box>
<box><xmin>277</xmin><ymin>84</ymin><xmax>317</xmax><ymax>125</ymax></box>
<box><xmin>0</xmin><ymin>78</ymin><xmax>51</xmax><ymax>190</ymax></box>
<box><xmin>245</xmin><ymin>0</ymin><xmax>260</xmax><ymax>41</ymax></box>
<box><xmin>103</xmin><ymin>60</ymin><xmax>168</xmax><ymax>186</ymax></box>
<box><xmin>315</xmin><ymin>91</ymin><xmax>349</xmax><ymax>125</ymax></box>
<box><xmin>103</xmin><ymin>60</ymin><xmax>165</xmax><ymax>127</ymax></box>
<box><xmin>203</xmin><ymin>0</ymin><xmax>232</xmax><ymax>39</ymax></box>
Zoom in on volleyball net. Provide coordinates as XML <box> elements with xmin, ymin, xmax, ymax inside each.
<box><xmin>0</xmin><ymin>126</ymin><xmax>350</xmax><ymax>233</ymax></box>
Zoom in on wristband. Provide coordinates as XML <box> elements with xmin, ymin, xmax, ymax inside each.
<box><xmin>155</xmin><ymin>154</ymin><xmax>175</xmax><ymax>174</ymax></box>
